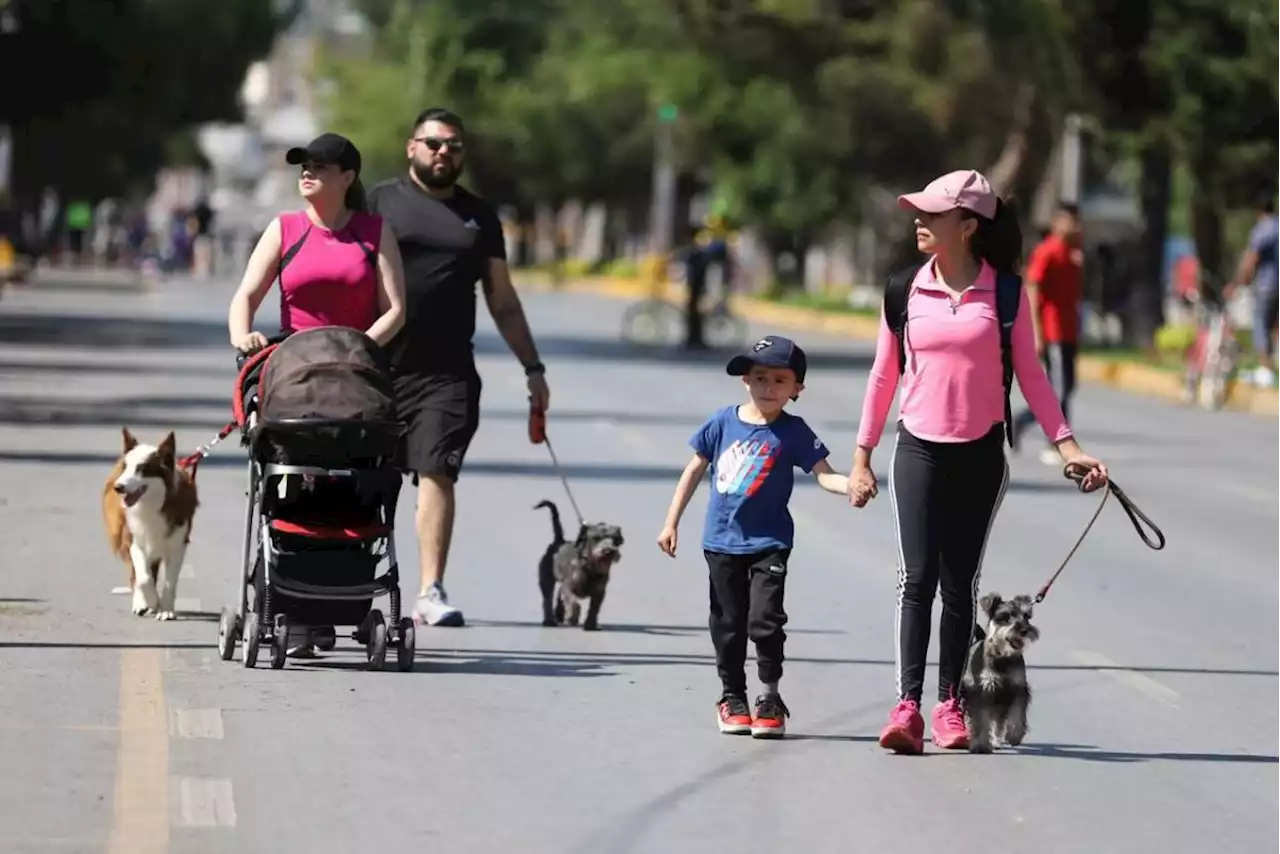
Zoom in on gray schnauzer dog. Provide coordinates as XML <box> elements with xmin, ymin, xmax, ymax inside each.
<box><xmin>960</xmin><ymin>592</ymin><xmax>1041</xmax><ymax>753</ymax></box>
<box><xmin>535</xmin><ymin>500</ymin><xmax>624</xmax><ymax>631</ymax></box>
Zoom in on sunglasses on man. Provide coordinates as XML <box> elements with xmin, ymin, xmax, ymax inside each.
<box><xmin>414</xmin><ymin>136</ymin><xmax>465</xmax><ymax>154</ymax></box>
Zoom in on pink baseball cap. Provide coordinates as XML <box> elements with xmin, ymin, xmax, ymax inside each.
<box><xmin>897</xmin><ymin>169</ymin><xmax>998</xmax><ymax>220</ymax></box>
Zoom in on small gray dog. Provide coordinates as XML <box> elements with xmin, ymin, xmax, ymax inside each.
<box><xmin>959</xmin><ymin>592</ymin><xmax>1040</xmax><ymax>753</ymax></box>
<box><xmin>535</xmin><ymin>499</ymin><xmax>624</xmax><ymax>631</ymax></box>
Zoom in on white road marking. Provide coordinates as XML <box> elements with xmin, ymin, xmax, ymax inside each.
<box><xmin>110</xmin><ymin>586</ymin><xmax>131</xmax><ymax>595</ymax></box>
<box><xmin>170</xmin><ymin>709</ymin><xmax>224</xmax><ymax>740</ymax></box>
<box><xmin>1070</xmin><ymin>649</ymin><xmax>1181</xmax><ymax>707</ymax></box>
<box><xmin>175</xmin><ymin>778</ymin><xmax>237</xmax><ymax>828</ymax></box>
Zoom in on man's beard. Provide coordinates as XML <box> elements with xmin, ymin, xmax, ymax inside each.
<box><xmin>411</xmin><ymin>157</ymin><xmax>461</xmax><ymax>189</ymax></box>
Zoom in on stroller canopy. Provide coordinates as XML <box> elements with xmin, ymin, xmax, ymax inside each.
<box><xmin>258</xmin><ymin>326</ymin><xmax>398</xmax><ymax>427</ymax></box>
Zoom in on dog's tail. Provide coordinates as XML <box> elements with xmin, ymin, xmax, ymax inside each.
<box><xmin>534</xmin><ymin>499</ymin><xmax>565</xmax><ymax>544</ymax></box>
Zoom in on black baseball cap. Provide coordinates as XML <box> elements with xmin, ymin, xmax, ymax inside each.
<box><xmin>726</xmin><ymin>335</ymin><xmax>807</xmax><ymax>384</ymax></box>
<box><xmin>285</xmin><ymin>133</ymin><xmax>362</xmax><ymax>174</ymax></box>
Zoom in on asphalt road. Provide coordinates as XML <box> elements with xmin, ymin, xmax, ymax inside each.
<box><xmin>0</xmin><ymin>270</ymin><xmax>1275</xmax><ymax>854</ymax></box>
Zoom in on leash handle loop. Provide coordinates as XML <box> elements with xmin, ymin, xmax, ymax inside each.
<box><xmin>1035</xmin><ymin>463</ymin><xmax>1166</xmax><ymax>605</ymax></box>
<box><xmin>1062</xmin><ymin>463</ymin><xmax>1166</xmax><ymax>551</ymax></box>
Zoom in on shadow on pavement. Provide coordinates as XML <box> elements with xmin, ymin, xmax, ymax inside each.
<box><xmin>482</xmin><ymin>406</ymin><xmax>866</xmax><ymax>434</ymax></box>
<box><xmin>0</xmin><ymin>641</ymin><xmax>213</xmax><ymax>649</ymax></box>
<box><xmin>412</xmin><ymin>647</ymin><xmax>1278</xmax><ymax>678</ymax></box>
<box><xmin>0</xmin><ymin>312</ymin><xmax>231</xmax><ymax>350</ymax></box>
<box><xmin>475</xmin><ymin>332</ymin><xmax>875</xmax><ymax>371</ymax></box>
<box><xmin>291</xmin><ymin>650</ymin><xmax>615</xmax><ymax>678</ymax></box>
<box><xmin>0</xmin><ymin>450</ymin><xmax>247</xmax><ymax>466</ymax></box>
<box><xmin>0</xmin><ymin>393</ymin><xmax>231</xmax><ymax>429</ymax></box>
<box><xmin>0</xmin><ymin>359</ymin><xmax>229</xmax><ymax>379</ymax></box>
<box><xmin>1012</xmin><ymin>743</ymin><xmax>1279</xmax><ymax>764</ymax></box>
<box><xmin>467</xmin><ymin>618</ymin><xmax>846</xmax><ymax>636</ymax></box>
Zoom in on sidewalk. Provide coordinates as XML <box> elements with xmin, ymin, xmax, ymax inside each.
<box><xmin>515</xmin><ymin>271</ymin><xmax>1280</xmax><ymax>418</ymax></box>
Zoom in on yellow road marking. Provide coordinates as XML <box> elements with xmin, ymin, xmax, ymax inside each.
<box><xmin>105</xmin><ymin>648</ymin><xmax>169</xmax><ymax>854</ymax></box>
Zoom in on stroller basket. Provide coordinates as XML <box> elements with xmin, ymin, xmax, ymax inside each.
<box><xmin>251</xmin><ymin>417</ymin><xmax>403</xmax><ymax>467</ymax></box>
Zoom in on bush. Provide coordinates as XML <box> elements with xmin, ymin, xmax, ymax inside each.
<box><xmin>1154</xmin><ymin>323</ymin><xmax>1197</xmax><ymax>354</ymax></box>
<box><xmin>601</xmin><ymin>258</ymin><xmax>639</xmax><ymax>279</ymax></box>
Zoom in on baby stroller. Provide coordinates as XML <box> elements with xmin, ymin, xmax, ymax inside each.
<box><xmin>215</xmin><ymin>326</ymin><xmax>415</xmax><ymax>671</ymax></box>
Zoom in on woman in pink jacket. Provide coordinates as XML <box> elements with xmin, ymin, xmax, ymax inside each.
<box><xmin>848</xmin><ymin>170</ymin><xmax>1108</xmax><ymax>755</ymax></box>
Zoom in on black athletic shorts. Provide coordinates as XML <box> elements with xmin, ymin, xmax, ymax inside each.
<box><xmin>394</xmin><ymin>370</ymin><xmax>482</xmax><ymax>484</ymax></box>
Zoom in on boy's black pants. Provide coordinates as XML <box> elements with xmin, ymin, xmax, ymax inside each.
<box><xmin>705</xmin><ymin>548</ymin><xmax>790</xmax><ymax>696</ymax></box>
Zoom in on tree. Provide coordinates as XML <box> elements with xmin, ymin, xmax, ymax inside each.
<box><xmin>3</xmin><ymin>0</ymin><xmax>294</xmax><ymax>216</ymax></box>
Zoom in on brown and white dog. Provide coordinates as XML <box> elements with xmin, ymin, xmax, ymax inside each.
<box><xmin>102</xmin><ymin>428</ymin><xmax>199</xmax><ymax>620</ymax></box>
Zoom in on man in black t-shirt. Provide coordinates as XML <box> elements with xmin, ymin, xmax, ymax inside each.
<box><xmin>367</xmin><ymin>107</ymin><xmax>550</xmax><ymax>627</ymax></box>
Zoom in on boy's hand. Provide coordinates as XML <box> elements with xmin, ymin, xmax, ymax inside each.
<box><xmin>657</xmin><ymin>524</ymin><xmax>678</xmax><ymax>557</ymax></box>
<box><xmin>848</xmin><ymin>464</ymin><xmax>878</xmax><ymax>508</ymax></box>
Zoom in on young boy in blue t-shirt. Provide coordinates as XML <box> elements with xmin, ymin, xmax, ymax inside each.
<box><xmin>658</xmin><ymin>335</ymin><xmax>849</xmax><ymax>738</ymax></box>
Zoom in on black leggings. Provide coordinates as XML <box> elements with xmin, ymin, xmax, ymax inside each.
<box><xmin>889</xmin><ymin>423</ymin><xmax>1008</xmax><ymax>704</ymax></box>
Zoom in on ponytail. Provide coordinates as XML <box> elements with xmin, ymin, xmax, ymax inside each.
<box><xmin>966</xmin><ymin>197</ymin><xmax>1023</xmax><ymax>275</ymax></box>
<box><xmin>344</xmin><ymin>177</ymin><xmax>368</xmax><ymax>213</ymax></box>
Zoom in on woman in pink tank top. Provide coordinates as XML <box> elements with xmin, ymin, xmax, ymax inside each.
<box><xmin>228</xmin><ymin>133</ymin><xmax>405</xmax><ymax>353</ymax></box>
<box><xmin>846</xmin><ymin>170</ymin><xmax>1109</xmax><ymax>755</ymax></box>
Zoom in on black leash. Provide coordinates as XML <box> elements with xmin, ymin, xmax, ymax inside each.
<box><xmin>1033</xmin><ymin>462</ymin><xmax>1166</xmax><ymax>604</ymax></box>
<box><xmin>528</xmin><ymin>403</ymin><xmax>585</xmax><ymax>528</ymax></box>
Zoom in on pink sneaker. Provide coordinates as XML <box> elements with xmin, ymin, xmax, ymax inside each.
<box><xmin>931</xmin><ymin>697</ymin><xmax>970</xmax><ymax>750</ymax></box>
<box><xmin>878</xmin><ymin>699</ymin><xmax>925</xmax><ymax>754</ymax></box>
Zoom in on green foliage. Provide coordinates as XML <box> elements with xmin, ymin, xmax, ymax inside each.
<box><xmin>5</xmin><ymin>0</ymin><xmax>295</xmax><ymax>202</ymax></box>
<box><xmin>313</xmin><ymin>0</ymin><xmax>1274</xmax><ymax>263</ymax></box>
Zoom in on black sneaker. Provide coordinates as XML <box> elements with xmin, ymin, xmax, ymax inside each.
<box><xmin>717</xmin><ymin>693</ymin><xmax>753</xmax><ymax>735</ymax></box>
<box><xmin>751</xmin><ymin>693</ymin><xmax>790</xmax><ymax>738</ymax></box>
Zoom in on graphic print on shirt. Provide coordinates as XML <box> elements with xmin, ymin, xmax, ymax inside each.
<box><xmin>714</xmin><ymin>439</ymin><xmax>778</xmax><ymax>497</ymax></box>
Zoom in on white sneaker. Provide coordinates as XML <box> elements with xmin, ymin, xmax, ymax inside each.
<box><xmin>415</xmin><ymin>582</ymin><xmax>465</xmax><ymax>627</ymax></box>
<box><xmin>1038</xmin><ymin>448</ymin><xmax>1060</xmax><ymax>467</ymax></box>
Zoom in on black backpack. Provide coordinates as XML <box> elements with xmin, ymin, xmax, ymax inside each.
<box><xmin>882</xmin><ymin>264</ymin><xmax>1023</xmax><ymax>448</ymax></box>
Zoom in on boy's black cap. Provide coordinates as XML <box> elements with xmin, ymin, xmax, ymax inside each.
<box><xmin>726</xmin><ymin>335</ymin><xmax>807</xmax><ymax>384</ymax></box>
<box><xmin>285</xmin><ymin>133</ymin><xmax>362</xmax><ymax>174</ymax></box>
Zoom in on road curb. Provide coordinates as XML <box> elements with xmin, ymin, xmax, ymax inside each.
<box><xmin>516</xmin><ymin>271</ymin><xmax>1279</xmax><ymax>418</ymax></box>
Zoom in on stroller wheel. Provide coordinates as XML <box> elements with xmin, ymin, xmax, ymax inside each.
<box><xmin>396</xmin><ymin>617</ymin><xmax>416</xmax><ymax>672</ymax></box>
<box><xmin>270</xmin><ymin>614</ymin><xmax>289</xmax><ymax>670</ymax></box>
<box><xmin>241</xmin><ymin>612</ymin><xmax>261</xmax><ymax>668</ymax></box>
<box><xmin>217</xmin><ymin>608</ymin><xmax>238</xmax><ymax>661</ymax></box>
<box><xmin>365</xmin><ymin>609</ymin><xmax>388</xmax><ymax>671</ymax></box>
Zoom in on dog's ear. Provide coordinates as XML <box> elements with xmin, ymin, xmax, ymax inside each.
<box><xmin>574</xmin><ymin>525</ymin><xmax>588</xmax><ymax>546</ymax></box>
<box><xmin>157</xmin><ymin>432</ymin><xmax>177</xmax><ymax>466</ymax></box>
<box><xmin>979</xmin><ymin>592</ymin><xmax>1002</xmax><ymax>618</ymax></box>
<box><xmin>122</xmin><ymin>427</ymin><xmax>138</xmax><ymax>452</ymax></box>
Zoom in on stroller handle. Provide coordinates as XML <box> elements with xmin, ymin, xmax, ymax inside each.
<box><xmin>234</xmin><ymin>331</ymin><xmax>292</xmax><ymax>371</ymax></box>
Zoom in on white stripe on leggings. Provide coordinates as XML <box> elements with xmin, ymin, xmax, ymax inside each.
<box><xmin>889</xmin><ymin>432</ymin><xmax>1011</xmax><ymax>701</ymax></box>
<box><xmin>967</xmin><ymin>454</ymin><xmax>1011</xmax><ymax>654</ymax></box>
<box><xmin>887</xmin><ymin>429</ymin><xmax>908</xmax><ymax>699</ymax></box>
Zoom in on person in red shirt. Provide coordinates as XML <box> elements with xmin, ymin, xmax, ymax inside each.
<box><xmin>1012</xmin><ymin>202</ymin><xmax>1084</xmax><ymax>462</ymax></box>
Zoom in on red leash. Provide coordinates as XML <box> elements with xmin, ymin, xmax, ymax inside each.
<box><xmin>178</xmin><ymin>421</ymin><xmax>238</xmax><ymax>483</ymax></box>
<box><xmin>179</xmin><ymin>344</ymin><xmax>279</xmax><ymax>482</ymax></box>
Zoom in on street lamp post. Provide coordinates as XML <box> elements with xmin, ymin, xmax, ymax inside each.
<box><xmin>647</xmin><ymin>103</ymin><xmax>679</xmax><ymax>283</ymax></box>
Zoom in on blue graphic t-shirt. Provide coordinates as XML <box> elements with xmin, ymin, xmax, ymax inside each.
<box><xmin>690</xmin><ymin>405</ymin><xmax>830</xmax><ymax>555</ymax></box>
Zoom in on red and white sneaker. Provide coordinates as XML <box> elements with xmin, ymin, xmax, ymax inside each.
<box><xmin>750</xmin><ymin>693</ymin><xmax>790</xmax><ymax>739</ymax></box>
<box><xmin>717</xmin><ymin>694</ymin><xmax>753</xmax><ymax>735</ymax></box>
